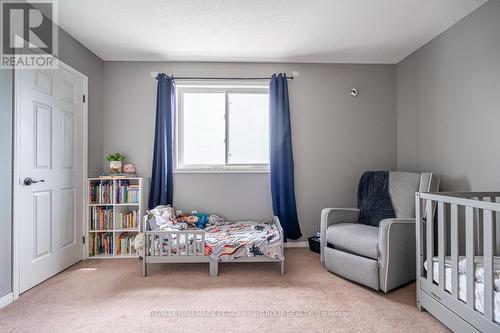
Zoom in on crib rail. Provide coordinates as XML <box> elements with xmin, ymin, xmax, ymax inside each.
<box><xmin>142</xmin><ymin>216</ymin><xmax>207</xmax><ymax>258</ymax></box>
<box><xmin>145</xmin><ymin>229</ymin><xmax>206</xmax><ymax>257</ymax></box>
<box><xmin>416</xmin><ymin>192</ymin><xmax>500</xmax><ymax>332</ymax></box>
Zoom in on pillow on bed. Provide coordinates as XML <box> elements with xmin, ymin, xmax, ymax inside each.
<box><xmin>147</xmin><ymin>205</ymin><xmax>187</xmax><ymax>230</ymax></box>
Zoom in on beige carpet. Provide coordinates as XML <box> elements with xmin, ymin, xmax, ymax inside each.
<box><xmin>0</xmin><ymin>248</ymin><xmax>448</xmax><ymax>333</ymax></box>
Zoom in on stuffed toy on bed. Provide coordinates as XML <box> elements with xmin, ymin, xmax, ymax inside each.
<box><xmin>177</xmin><ymin>214</ymin><xmax>198</xmax><ymax>226</ymax></box>
<box><xmin>133</xmin><ymin>232</ymin><xmax>145</xmax><ymax>258</ymax></box>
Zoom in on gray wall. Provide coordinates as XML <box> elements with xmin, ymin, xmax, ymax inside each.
<box><xmin>0</xmin><ymin>26</ymin><xmax>103</xmax><ymax>299</ymax></box>
<box><xmin>397</xmin><ymin>0</ymin><xmax>500</xmax><ymax>191</ymax></box>
<box><xmin>102</xmin><ymin>62</ymin><xmax>397</xmax><ymax>240</ymax></box>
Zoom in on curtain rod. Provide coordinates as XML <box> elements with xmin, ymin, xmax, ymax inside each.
<box><xmin>150</xmin><ymin>71</ymin><xmax>298</xmax><ymax>80</ymax></box>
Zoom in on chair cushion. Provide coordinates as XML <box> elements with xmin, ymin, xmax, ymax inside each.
<box><xmin>419</xmin><ymin>173</ymin><xmax>440</xmax><ymax>220</ymax></box>
<box><xmin>326</xmin><ymin>223</ymin><xmax>379</xmax><ymax>259</ymax></box>
<box><xmin>388</xmin><ymin>171</ymin><xmax>420</xmax><ymax>218</ymax></box>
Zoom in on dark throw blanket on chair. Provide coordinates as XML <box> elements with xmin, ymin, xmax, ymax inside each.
<box><xmin>357</xmin><ymin>171</ymin><xmax>396</xmax><ymax>226</ymax></box>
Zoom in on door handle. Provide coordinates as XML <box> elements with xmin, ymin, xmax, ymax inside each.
<box><xmin>23</xmin><ymin>177</ymin><xmax>45</xmax><ymax>186</ymax></box>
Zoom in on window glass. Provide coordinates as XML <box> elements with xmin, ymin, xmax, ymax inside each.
<box><xmin>182</xmin><ymin>92</ymin><xmax>225</xmax><ymax>165</ymax></box>
<box><xmin>227</xmin><ymin>93</ymin><xmax>269</xmax><ymax>164</ymax></box>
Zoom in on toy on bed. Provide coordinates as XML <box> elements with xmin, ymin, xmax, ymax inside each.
<box><xmin>146</xmin><ymin>205</ymin><xmax>226</xmax><ymax>230</ymax></box>
<box><xmin>132</xmin><ymin>232</ymin><xmax>145</xmax><ymax>257</ymax></box>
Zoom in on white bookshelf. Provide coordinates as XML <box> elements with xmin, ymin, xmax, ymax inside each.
<box><xmin>85</xmin><ymin>177</ymin><xmax>148</xmax><ymax>259</ymax></box>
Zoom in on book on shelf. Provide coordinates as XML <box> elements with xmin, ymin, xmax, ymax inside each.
<box><xmin>118</xmin><ymin>209</ymin><xmax>139</xmax><ymax>229</ymax></box>
<box><xmin>116</xmin><ymin>233</ymin><xmax>137</xmax><ymax>256</ymax></box>
<box><xmin>90</xmin><ymin>206</ymin><xmax>114</xmax><ymax>230</ymax></box>
<box><xmin>116</xmin><ymin>180</ymin><xmax>140</xmax><ymax>204</ymax></box>
<box><xmin>88</xmin><ymin>233</ymin><xmax>113</xmax><ymax>256</ymax></box>
<box><xmin>89</xmin><ymin>180</ymin><xmax>113</xmax><ymax>204</ymax></box>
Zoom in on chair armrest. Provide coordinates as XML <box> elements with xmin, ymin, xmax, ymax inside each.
<box><xmin>377</xmin><ymin>218</ymin><xmax>416</xmax><ymax>292</ymax></box>
<box><xmin>320</xmin><ymin>208</ymin><xmax>360</xmax><ymax>263</ymax></box>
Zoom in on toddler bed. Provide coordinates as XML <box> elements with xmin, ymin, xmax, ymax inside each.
<box><xmin>141</xmin><ymin>210</ymin><xmax>284</xmax><ymax>277</ymax></box>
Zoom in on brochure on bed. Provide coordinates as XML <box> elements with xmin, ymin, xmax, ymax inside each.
<box><xmin>146</xmin><ymin>206</ymin><xmax>283</xmax><ymax>262</ymax></box>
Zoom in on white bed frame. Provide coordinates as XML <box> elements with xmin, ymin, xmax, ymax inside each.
<box><xmin>142</xmin><ymin>216</ymin><xmax>285</xmax><ymax>277</ymax></box>
<box><xmin>416</xmin><ymin>191</ymin><xmax>500</xmax><ymax>332</ymax></box>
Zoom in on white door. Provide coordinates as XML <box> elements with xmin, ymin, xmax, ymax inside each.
<box><xmin>16</xmin><ymin>64</ymin><xmax>86</xmax><ymax>293</ymax></box>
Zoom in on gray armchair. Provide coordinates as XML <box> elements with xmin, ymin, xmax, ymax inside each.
<box><xmin>320</xmin><ymin>172</ymin><xmax>439</xmax><ymax>292</ymax></box>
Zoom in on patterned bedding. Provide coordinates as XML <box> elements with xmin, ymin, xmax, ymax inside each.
<box><xmin>150</xmin><ymin>221</ymin><xmax>283</xmax><ymax>262</ymax></box>
<box><xmin>205</xmin><ymin>222</ymin><xmax>283</xmax><ymax>262</ymax></box>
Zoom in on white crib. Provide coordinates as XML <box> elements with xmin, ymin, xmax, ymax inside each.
<box><xmin>142</xmin><ymin>216</ymin><xmax>285</xmax><ymax>277</ymax></box>
<box><xmin>416</xmin><ymin>192</ymin><xmax>500</xmax><ymax>332</ymax></box>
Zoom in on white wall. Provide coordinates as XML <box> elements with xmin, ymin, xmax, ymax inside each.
<box><xmin>102</xmin><ymin>62</ymin><xmax>397</xmax><ymax>239</ymax></box>
<box><xmin>397</xmin><ymin>0</ymin><xmax>500</xmax><ymax>191</ymax></box>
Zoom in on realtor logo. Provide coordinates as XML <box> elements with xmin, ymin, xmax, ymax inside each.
<box><xmin>1</xmin><ymin>0</ymin><xmax>58</xmax><ymax>68</ymax></box>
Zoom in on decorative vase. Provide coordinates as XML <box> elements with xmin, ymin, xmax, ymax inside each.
<box><xmin>109</xmin><ymin>160</ymin><xmax>122</xmax><ymax>173</ymax></box>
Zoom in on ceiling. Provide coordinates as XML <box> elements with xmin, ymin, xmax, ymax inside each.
<box><xmin>58</xmin><ymin>0</ymin><xmax>487</xmax><ymax>63</ymax></box>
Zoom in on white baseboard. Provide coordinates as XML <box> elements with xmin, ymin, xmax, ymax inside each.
<box><xmin>0</xmin><ymin>293</ymin><xmax>13</xmax><ymax>309</ymax></box>
<box><xmin>284</xmin><ymin>241</ymin><xmax>308</xmax><ymax>248</ymax></box>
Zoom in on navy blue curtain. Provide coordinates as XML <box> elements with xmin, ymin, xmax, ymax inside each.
<box><xmin>269</xmin><ymin>74</ymin><xmax>302</xmax><ymax>240</ymax></box>
<box><xmin>149</xmin><ymin>73</ymin><xmax>174</xmax><ymax>209</ymax></box>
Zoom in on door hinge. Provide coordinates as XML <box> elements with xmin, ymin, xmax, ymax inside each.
<box><xmin>83</xmin><ymin>95</ymin><xmax>86</xmax><ymax>103</ymax></box>
<box><xmin>82</xmin><ymin>236</ymin><xmax>86</xmax><ymax>244</ymax></box>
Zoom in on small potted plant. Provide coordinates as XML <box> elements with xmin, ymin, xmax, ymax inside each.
<box><xmin>106</xmin><ymin>153</ymin><xmax>126</xmax><ymax>173</ymax></box>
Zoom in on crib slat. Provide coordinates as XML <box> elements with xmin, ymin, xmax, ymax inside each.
<box><xmin>201</xmin><ymin>232</ymin><xmax>206</xmax><ymax>256</ymax></box>
<box><xmin>450</xmin><ymin>204</ymin><xmax>459</xmax><ymax>299</ymax></box>
<box><xmin>178</xmin><ymin>233</ymin><xmax>182</xmax><ymax>256</ymax></box>
<box><xmin>193</xmin><ymin>233</ymin><xmax>196</xmax><ymax>255</ymax></box>
<box><xmin>483</xmin><ymin>210</ymin><xmax>494</xmax><ymax>321</ymax></box>
<box><xmin>147</xmin><ymin>234</ymin><xmax>151</xmax><ymax>256</ymax></box>
<box><xmin>477</xmin><ymin>198</ymin><xmax>484</xmax><ymax>254</ymax></box>
<box><xmin>426</xmin><ymin>200</ymin><xmax>434</xmax><ymax>285</ymax></box>
<box><xmin>185</xmin><ymin>233</ymin><xmax>189</xmax><ymax>256</ymax></box>
<box><xmin>150</xmin><ymin>234</ymin><xmax>154</xmax><ymax>256</ymax></box>
<box><xmin>465</xmin><ymin>206</ymin><xmax>475</xmax><ymax>308</ymax></box>
<box><xmin>176</xmin><ymin>233</ymin><xmax>180</xmax><ymax>256</ymax></box>
<box><xmin>416</xmin><ymin>194</ymin><xmax>423</xmax><ymax>281</ymax></box>
<box><xmin>171</xmin><ymin>233</ymin><xmax>174</xmax><ymax>256</ymax></box>
<box><xmin>438</xmin><ymin>201</ymin><xmax>446</xmax><ymax>290</ymax></box>
<box><xmin>167</xmin><ymin>234</ymin><xmax>171</xmax><ymax>256</ymax></box>
<box><xmin>197</xmin><ymin>233</ymin><xmax>201</xmax><ymax>256</ymax></box>
<box><xmin>194</xmin><ymin>234</ymin><xmax>197</xmax><ymax>255</ymax></box>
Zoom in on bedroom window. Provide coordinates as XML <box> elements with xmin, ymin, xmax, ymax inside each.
<box><xmin>176</xmin><ymin>84</ymin><xmax>269</xmax><ymax>172</ymax></box>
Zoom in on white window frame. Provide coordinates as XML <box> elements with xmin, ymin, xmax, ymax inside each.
<box><xmin>175</xmin><ymin>82</ymin><xmax>270</xmax><ymax>173</ymax></box>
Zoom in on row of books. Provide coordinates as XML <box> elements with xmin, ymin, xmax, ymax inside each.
<box><xmin>116</xmin><ymin>180</ymin><xmax>140</xmax><ymax>203</ymax></box>
<box><xmin>89</xmin><ymin>181</ymin><xmax>113</xmax><ymax>204</ymax></box>
<box><xmin>117</xmin><ymin>210</ymin><xmax>139</xmax><ymax>229</ymax></box>
<box><xmin>88</xmin><ymin>233</ymin><xmax>113</xmax><ymax>256</ymax></box>
<box><xmin>116</xmin><ymin>233</ymin><xmax>137</xmax><ymax>255</ymax></box>
<box><xmin>90</xmin><ymin>207</ymin><xmax>113</xmax><ymax>230</ymax></box>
